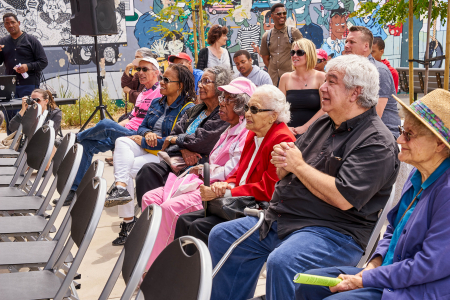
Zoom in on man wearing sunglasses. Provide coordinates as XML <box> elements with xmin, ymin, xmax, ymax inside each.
<box><xmin>259</xmin><ymin>3</ymin><xmax>302</xmax><ymax>86</ymax></box>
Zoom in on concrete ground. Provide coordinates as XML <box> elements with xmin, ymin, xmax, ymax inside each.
<box><xmin>0</xmin><ymin>128</ymin><xmax>266</xmax><ymax>299</ymax></box>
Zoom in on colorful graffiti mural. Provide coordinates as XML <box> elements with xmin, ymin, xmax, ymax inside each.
<box><xmin>0</xmin><ymin>0</ymin><xmax>447</xmax><ymax>99</ymax></box>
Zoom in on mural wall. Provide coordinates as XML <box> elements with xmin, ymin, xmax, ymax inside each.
<box><xmin>0</xmin><ymin>0</ymin><xmax>447</xmax><ymax>99</ymax></box>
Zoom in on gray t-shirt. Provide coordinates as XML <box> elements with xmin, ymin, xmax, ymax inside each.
<box><xmin>207</xmin><ymin>47</ymin><xmax>231</xmax><ymax>69</ymax></box>
<box><xmin>152</xmin><ymin>103</ymin><xmax>168</xmax><ymax>137</ymax></box>
<box><xmin>236</xmin><ymin>65</ymin><xmax>273</xmax><ymax>87</ymax></box>
<box><xmin>368</xmin><ymin>54</ymin><xmax>401</xmax><ymax>138</ymax></box>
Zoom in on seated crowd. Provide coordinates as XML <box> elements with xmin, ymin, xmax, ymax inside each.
<box><xmin>30</xmin><ymin>20</ymin><xmax>448</xmax><ymax>300</ymax></box>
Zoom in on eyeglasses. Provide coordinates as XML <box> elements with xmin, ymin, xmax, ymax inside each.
<box><xmin>218</xmin><ymin>93</ymin><xmax>237</xmax><ymax>105</ymax></box>
<box><xmin>135</xmin><ymin>67</ymin><xmax>154</xmax><ymax>72</ymax></box>
<box><xmin>160</xmin><ymin>76</ymin><xmax>180</xmax><ymax>84</ymax></box>
<box><xmin>274</xmin><ymin>11</ymin><xmax>287</xmax><ymax>16</ymax></box>
<box><xmin>398</xmin><ymin>125</ymin><xmax>418</xmax><ymax>142</ymax></box>
<box><xmin>317</xmin><ymin>59</ymin><xmax>326</xmax><ymax>64</ymax></box>
<box><xmin>244</xmin><ymin>104</ymin><xmax>274</xmax><ymax>114</ymax></box>
<box><xmin>31</xmin><ymin>98</ymin><xmax>41</xmax><ymax>103</ymax></box>
<box><xmin>290</xmin><ymin>49</ymin><xmax>306</xmax><ymax>57</ymax></box>
<box><xmin>198</xmin><ymin>78</ymin><xmax>215</xmax><ymax>86</ymax></box>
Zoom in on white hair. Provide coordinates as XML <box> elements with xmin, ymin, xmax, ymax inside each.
<box><xmin>253</xmin><ymin>85</ymin><xmax>291</xmax><ymax>124</ymax></box>
<box><xmin>326</xmin><ymin>54</ymin><xmax>380</xmax><ymax>108</ymax></box>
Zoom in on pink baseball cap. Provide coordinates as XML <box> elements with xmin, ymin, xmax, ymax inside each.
<box><xmin>316</xmin><ymin>49</ymin><xmax>328</xmax><ymax>60</ymax></box>
<box><xmin>218</xmin><ymin>77</ymin><xmax>256</xmax><ymax>97</ymax></box>
<box><xmin>168</xmin><ymin>52</ymin><xmax>193</xmax><ymax>63</ymax></box>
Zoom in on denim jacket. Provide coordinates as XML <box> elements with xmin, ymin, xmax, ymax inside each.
<box><xmin>137</xmin><ymin>96</ymin><xmax>194</xmax><ymax>151</ymax></box>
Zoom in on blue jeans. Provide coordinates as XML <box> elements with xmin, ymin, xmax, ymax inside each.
<box><xmin>295</xmin><ymin>266</ymin><xmax>383</xmax><ymax>300</ymax></box>
<box><xmin>71</xmin><ymin>119</ymin><xmax>136</xmax><ymax>190</ymax></box>
<box><xmin>6</xmin><ymin>84</ymin><xmax>37</xmax><ymax>134</ymax></box>
<box><xmin>208</xmin><ymin>218</ymin><xmax>364</xmax><ymax>300</ymax></box>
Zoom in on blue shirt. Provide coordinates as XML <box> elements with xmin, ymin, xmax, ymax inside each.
<box><xmin>383</xmin><ymin>158</ymin><xmax>450</xmax><ymax>266</ymax></box>
<box><xmin>193</xmin><ymin>68</ymin><xmax>204</xmax><ymax>95</ymax></box>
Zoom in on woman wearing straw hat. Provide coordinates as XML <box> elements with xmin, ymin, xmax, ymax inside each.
<box><xmin>295</xmin><ymin>89</ymin><xmax>450</xmax><ymax>300</ymax></box>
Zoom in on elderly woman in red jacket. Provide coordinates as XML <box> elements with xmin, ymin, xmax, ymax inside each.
<box><xmin>174</xmin><ymin>84</ymin><xmax>296</xmax><ymax>246</ymax></box>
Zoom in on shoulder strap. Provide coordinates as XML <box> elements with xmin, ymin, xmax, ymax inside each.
<box><xmin>287</xmin><ymin>26</ymin><xmax>293</xmax><ymax>44</ymax></box>
<box><xmin>266</xmin><ymin>29</ymin><xmax>272</xmax><ymax>48</ymax></box>
<box><xmin>172</xmin><ymin>102</ymin><xmax>193</xmax><ymax>131</ymax></box>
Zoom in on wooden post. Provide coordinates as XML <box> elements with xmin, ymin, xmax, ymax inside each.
<box><xmin>423</xmin><ymin>0</ymin><xmax>432</xmax><ymax>95</ymax></box>
<box><xmin>198</xmin><ymin>0</ymin><xmax>206</xmax><ymax>48</ymax></box>
<box><xmin>445</xmin><ymin>0</ymin><xmax>450</xmax><ymax>90</ymax></box>
<box><xmin>409</xmin><ymin>0</ymin><xmax>414</xmax><ymax>104</ymax></box>
<box><xmin>193</xmin><ymin>5</ymin><xmax>199</xmax><ymax>64</ymax></box>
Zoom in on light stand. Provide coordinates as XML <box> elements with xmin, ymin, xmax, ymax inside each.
<box><xmin>79</xmin><ymin>35</ymin><xmax>114</xmax><ymax>132</ymax></box>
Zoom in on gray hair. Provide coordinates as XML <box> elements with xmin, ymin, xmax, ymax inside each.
<box><xmin>232</xmin><ymin>93</ymin><xmax>250</xmax><ymax>116</ymax></box>
<box><xmin>136</xmin><ymin>47</ymin><xmax>157</xmax><ymax>59</ymax></box>
<box><xmin>204</xmin><ymin>66</ymin><xmax>233</xmax><ymax>95</ymax></box>
<box><xmin>326</xmin><ymin>54</ymin><xmax>379</xmax><ymax>108</ymax></box>
<box><xmin>253</xmin><ymin>85</ymin><xmax>291</xmax><ymax>124</ymax></box>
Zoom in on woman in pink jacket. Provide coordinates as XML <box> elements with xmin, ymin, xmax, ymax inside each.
<box><xmin>141</xmin><ymin>78</ymin><xmax>256</xmax><ymax>270</ymax></box>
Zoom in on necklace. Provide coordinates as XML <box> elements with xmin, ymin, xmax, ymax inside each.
<box><xmin>304</xmin><ymin>83</ymin><xmax>307</xmax><ymax>87</ymax></box>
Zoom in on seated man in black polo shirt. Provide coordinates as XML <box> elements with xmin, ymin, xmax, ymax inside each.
<box><xmin>207</xmin><ymin>54</ymin><xmax>400</xmax><ymax>300</ymax></box>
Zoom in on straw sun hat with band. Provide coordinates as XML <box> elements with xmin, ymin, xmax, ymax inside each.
<box><xmin>394</xmin><ymin>88</ymin><xmax>450</xmax><ymax>150</ymax></box>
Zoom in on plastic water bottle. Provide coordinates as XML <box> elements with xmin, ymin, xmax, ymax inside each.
<box><xmin>16</xmin><ymin>63</ymin><xmax>29</xmax><ymax>79</ymax></box>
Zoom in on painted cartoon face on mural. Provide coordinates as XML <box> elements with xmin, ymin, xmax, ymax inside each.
<box><xmin>329</xmin><ymin>10</ymin><xmax>347</xmax><ymax>40</ymax></box>
<box><xmin>321</xmin><ymin>0</ymin><xmax>340</xmax><ymax>11</ymax></box>
<box><xmin>291</xmin><ymin>0</ymin><xmax>312</xmax><ymax>23</ymax></box>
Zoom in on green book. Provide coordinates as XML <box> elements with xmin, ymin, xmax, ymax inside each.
<box><xmin>293</xmin><ymin>273</ymin><xmax>342</xmax><ymax>287</ymax></box>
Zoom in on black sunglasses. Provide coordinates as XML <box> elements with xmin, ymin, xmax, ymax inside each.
<box><xmin>244</xmin><ymin>104</ymin><xmax>274</xmax><ymax>114</ymax></box>
<box><xmin>317</xmin><ymin>59</ymin><xmax>326</xmax><ymax>64</ymax></box>
<box><xmin>275</xmin><ymin>11</ymin><xmax>287</xmax><ymax>16</ymax></box>
<box><xmin>135</xmin><ymin>67</ymin><xmax>153</xmax><ymax>72</ymax></box>
<box><xmin>160</xmin><ymin>76</ymin><xmax>180</xmax><ymax>84</ymax></box>
<box><xmin>290</xmin><ymin>49</ymin><xmax>306</xmax><ymax>57</ymax></box>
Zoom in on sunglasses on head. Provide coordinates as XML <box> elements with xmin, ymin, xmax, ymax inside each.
<box><xmin>160</xmin><ymin>76</ymin><xmax>180</xmax><ymax>84</ymax></box>
<box><xmin>135</xmin><ymin>67</ymin><xmax>153</xmax><ymax>72</ymax></box>
<box><xmin>290</xmin><ymin>49</ymin><xmax>306</xmax><ymax>57</ymax></box>
<box><xmin>244</xmin><ymin>104</ymin><xmax>274</xmax><ymax>114</ymax></box>
<box><xmin>275</xmin><ymin>11</ymin><xmax>287</xmax><ymax>16</ymax></box>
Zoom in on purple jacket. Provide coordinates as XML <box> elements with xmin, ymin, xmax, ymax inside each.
<box><xmin>363</xmin><ymin>167</ymin><xmax>450</xmax><ymax>300</ymax></box>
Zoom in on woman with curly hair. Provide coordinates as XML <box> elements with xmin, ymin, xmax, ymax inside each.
<box><xmin>197</xmin><ymin>24</ymin><xmax>233</xmax><ymax>71</ymax></box>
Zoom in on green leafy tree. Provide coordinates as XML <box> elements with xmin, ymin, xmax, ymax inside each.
<box><xmin>350</xmin><ymin>0</ymin><xmax>448</xmax><ymax>26</ymax></box>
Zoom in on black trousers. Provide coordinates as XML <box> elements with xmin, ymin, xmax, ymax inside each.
<box><xmin>175</xmin><ymin>209</ymin><xmax>226</xmax><ymax>254</ymax></box>
<box><xmin>135</xmin><ymin>160</ymin><xmax>172</xmax><ymax>207</ymax></box>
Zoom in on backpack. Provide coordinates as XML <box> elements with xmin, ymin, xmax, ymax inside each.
<box><xmin>266</xmin><ymin>25</ymin><xmax>294</xmax><ymax>48</ymax></box>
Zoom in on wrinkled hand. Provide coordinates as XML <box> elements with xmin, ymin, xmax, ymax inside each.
<box><xmin>329</xmin><ymin>274</ymin><xmax>363</xmax><ymax>293</ymax></box>
<box><xmin>288</xmin><ymin>126</ymin><xmax>297</xmax><ymax>136</ymax></box>
<box><xmin>189</xmin><ymin>164</ymin><xmax>203</xmax><ymax>176</ymax></box>
<box><xmin>200</xmin><ymin>184</ymin><xmax>218</xmax><ymax>201</ymax></box>
<box><xmin>125</xmin><ymin>63</ymin><xmax>134</xmax><ymax>76</ymax></box>
<box><xmin>161</xmin><ymin>136</ymin><xmax>174</xmax><ymax>151</ymax></box>
<box><xmin>123</xmin><ymin>86</ymin><xmax>131</xmax><ymax>94</ymax></box>
<box><xmin>16</xmin><ymin>64</ymin><xmax>28</xmax><ymax>73</ymax></box>
<box><xmin>144</xmin><ymin>132</ymin><xmax>162</xmax><ymax>147</ymax></box>
<box><xmin>180</xmin><ymin>149</ymin><xmax>202</xmax><ymax>166</ymax></box>
<box><xmin>270</xmin><ymin>142</ymin><xmax>304</xmax><ymax>173</ymax></box>
<box><xmin>211</xmin><ymin>181</ymin><xmax>232</xmax><ymax>197</ymax></box>
<box><xmin>294</xmin><ymin>125</ymin><xmax>307</xmax><ymax>135</ymax></box>
<box><xmin>128</xmin><ymin>135</ymin><xmax>143</xmax><ymax>146</ymax></box>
